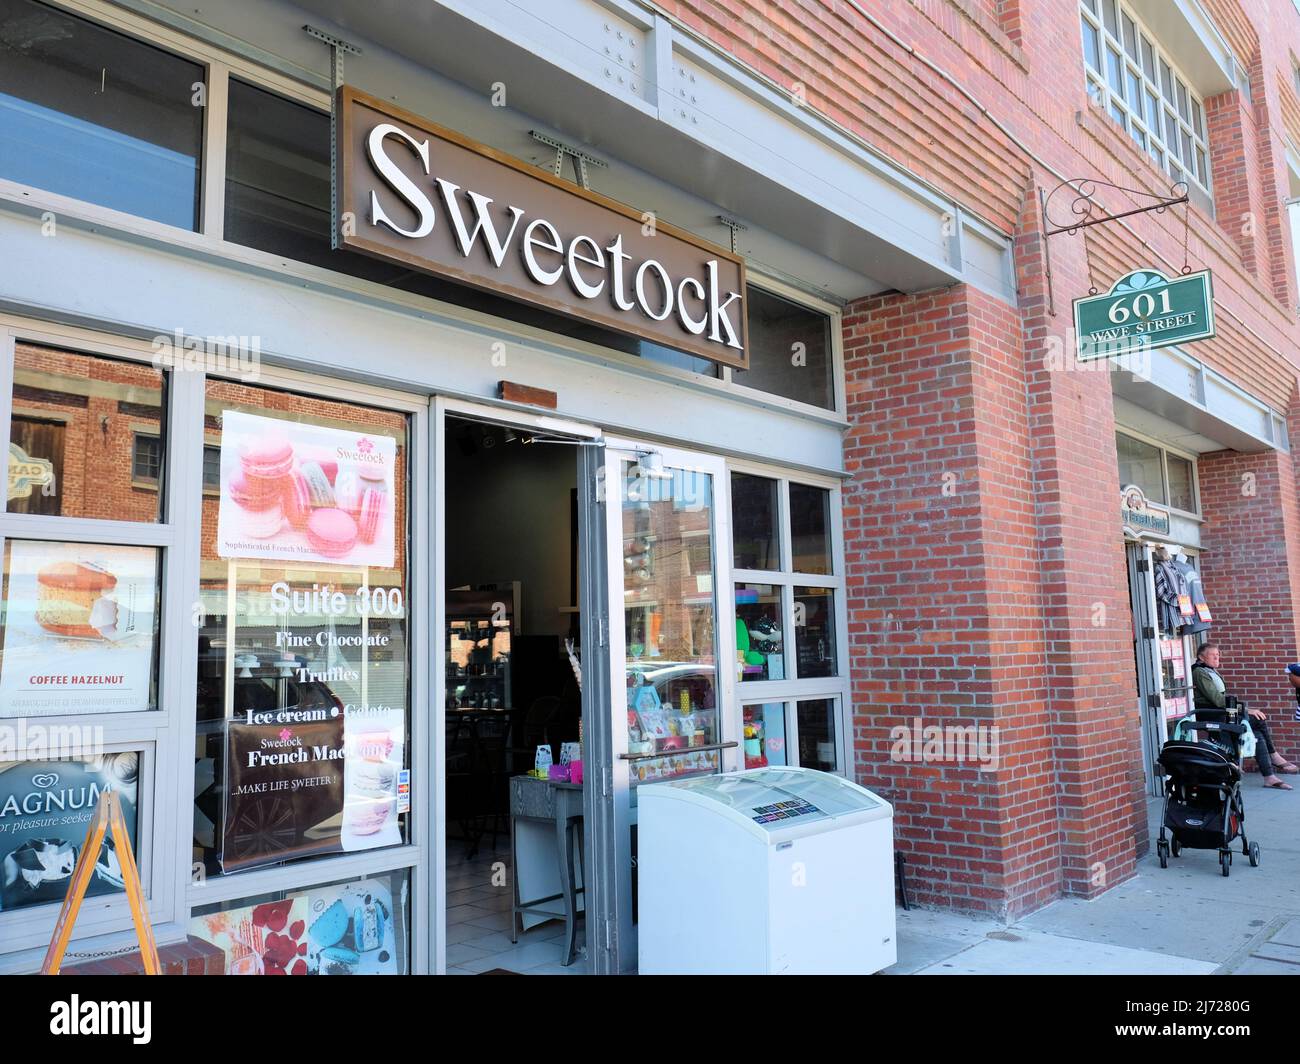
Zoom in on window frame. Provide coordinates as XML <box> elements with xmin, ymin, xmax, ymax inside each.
<box><xmin>0</xmin><ymin>314</ymin><xmax>430</xmax><ymax>973</ymax></box>
<box><xmin>0</xmin><ymin>321</ymin><xmax>187</xmax><ymax>964</ymax></box>
<box><xmin>131</xmin><ymin>430</ymin><xmax>163</xmax><ymax>487</ymax></box>
<box><xmin>729</xmin><ymin>459</ymin><xmax>850</xmax><ymax>777</ymax></box>
<box><xmin>1115</xmin><ymin>427</ymin><xmax>1201</xmax><ymax>518</ymax></box>
<box><xmin>1080</xmin><ymin>0</ymin><xmax>1213</xmax><ymax>208</ymax></box>
<box><xmin>0</xmin><ymin>1</ymin><xmax>848</xmax><ymax>428</ymax></box>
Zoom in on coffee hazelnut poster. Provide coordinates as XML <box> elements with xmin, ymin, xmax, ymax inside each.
<box><xmin>0</xmin><ymin>541</ymin><xmax>159</xmax><ymax>716</ymax></box>
<box><xmin>216</xmin><ymin>410</ymin><xmax>397</xmax><ymax>568</ymax></box>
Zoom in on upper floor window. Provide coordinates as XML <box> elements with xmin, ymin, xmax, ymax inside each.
<box><xmin>0</xmin><ymin>0</ymin><xmax>203</xmax><ymax>229</ymax></box>
<box><xmin>1080</xmin><ymin>0</ymin><xmax>1211</xmax><ymax>209</ymax></box>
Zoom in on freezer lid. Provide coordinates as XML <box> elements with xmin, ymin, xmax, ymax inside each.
<box><xmin>646</xmin><ymin>767</ymin><xmax>890</xmax><ymax>834</ymax></box>
<box><xmin>742</xmin><ymin>767</ymin><xmax>891</xmax><ymax>821</ymax></box>
<box><xmin>647</xmin><ymin>773</ymin><xmax>832</xmax><ymax>833</ymax></box>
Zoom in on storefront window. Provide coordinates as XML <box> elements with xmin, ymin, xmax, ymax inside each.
<box><xmin>790</xmin><ymin>482</ymin><xmax>832</xmax><ymax>575</ymax></box>
<box><xmin>623</xmin><ymin>465</ymin><xmax>721</xmax><ymax>786</ymax></box>
<box><xmin>733</xmin><ymin>286</ymin><xmax>834</xmax><ymax>410</ymax></box>
<box><xmin>735</xmin><ymin>583</ymin><xmax>784</xmax><ymax>682</ymax></box>
<box><xmin>1116</xmin><ymin>430</ymin><xmax>1199</xmax><ymax>514</ymax></box>
<box><xmin>742</xmin><ymin>703</ymin><xmax>788</xmax><ymax>767</ymax></box>
<box><xmin>729</xmin><ymin>469</ymin><xmax>845</xmax><ymax>771</ymax></box>
<box><xmin>731</xmin><ymin>472</ymin><xmax>779</xmax><ymax>570</ymax></box>
<box><xmin>1166</xmin><ymin>453</ymin><xmax>1196</xmax><ymax>512</ymax></box>
<box><xmin>0</xmin><ymin>0</ymin><xmax>203</xmax><ymax>229</ymax></box>
<box><xmin>7</xmin><ymin>344</ymin><xmax>167</xmax><ymax>521</ymax></box>
<box><xmin>794</xmin><ymin>587</ymin><xmax>837</xmax><ymax>678</ymax></box>
<box><xmin>0</xmin><ymin>539</ymin><xmax>161</xmax><ymax>715</ymax></box>
<box><xmin>190</xmin><ymin>867</ymin><xmax>410</xmax><ymax>974</ymax></box>
<box><xmin>193</xmin><ymin>380</ymin><xmax>411</xmax><ymax>876</ymax></box>
<box><xmin>796</xmin><ymin>698</ymin><xmax>839</xmax><ymax>772</ymax></box>
<box><xmin>1116</xmin><ymin>432</ymin><xmax>1165</xmax><ymax>503</ymax></box>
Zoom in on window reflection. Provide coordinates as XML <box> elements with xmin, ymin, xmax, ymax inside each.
<box><xmin>623</xmin><ymin>464</ymin><xmax>720</xmax><ymax>786</ymax></box>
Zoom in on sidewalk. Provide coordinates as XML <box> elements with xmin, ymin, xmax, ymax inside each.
<box><xmin>887</xmin><ymin>784</ymin><xmax>1300</xmax><ymax>975</ymax></box>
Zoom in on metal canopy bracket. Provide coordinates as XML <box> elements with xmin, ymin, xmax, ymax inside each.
<box><xmin>530</xmin><ymin>130</ymin><xmax>607</xmax><ymax>190</ymax></box>
<box><xmin>305</xmin><ymin>25</ymin><xmax>362</xmax><ymax>250</ymax></box>
<box><xmin>1039</xmin><ymin>178</ymin><xmax>1190</xmax><ymax>316</ymax></box>
<box><xmin>716</xmin><ymin>215</ymin><xmax>747</xmax><ymax>255</ymax></box>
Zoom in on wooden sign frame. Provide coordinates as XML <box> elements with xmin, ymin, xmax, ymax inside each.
<box><xmin>40</xmin><ymin>789</ymin><xmax>159</xmax><ymax>975</ymax></box>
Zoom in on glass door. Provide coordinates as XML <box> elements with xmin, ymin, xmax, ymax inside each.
<box><xmin>595</xmin><ymin>440</ymin><xmax>737</xmax><ymax>972</ymax></box>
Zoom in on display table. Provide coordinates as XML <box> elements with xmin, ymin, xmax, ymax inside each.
<box><xmin>509</xmin><ymin>775</ymin><xmax>585</xmax><ymax>965</ymax></box>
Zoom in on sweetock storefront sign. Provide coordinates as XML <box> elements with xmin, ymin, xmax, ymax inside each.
<box><xmin>336</xmin><ymin>86</ymin><xmax>749</xmax><ymax>369</ymax></box>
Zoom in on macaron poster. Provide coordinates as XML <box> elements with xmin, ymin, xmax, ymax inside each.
<box><xmin>217</xmin><ymin>411</ymin><xmax>397</xmax><ymax>568</ymax></box>
<box><xmin>0</xmin><ymin>541</ymin><xmax>158</xmax><ymax>716</ymax></box>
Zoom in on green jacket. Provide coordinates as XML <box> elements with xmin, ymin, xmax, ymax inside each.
<box><xmin>1192</xmin><ymin>662</ymin><xmax>1226</xmax><ymax>709</ymax></box>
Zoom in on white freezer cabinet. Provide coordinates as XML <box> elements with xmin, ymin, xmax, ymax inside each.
<box><xmin>638</xmin><ymin>766</ymin><xmax>896</xmax><ymax>975</ymax></box>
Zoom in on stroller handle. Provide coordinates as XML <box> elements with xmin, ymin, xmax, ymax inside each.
<box><xmin>1179</xmin><ymin>720</ymin><xmax>1247</xmax><ymax>736</ymax></box>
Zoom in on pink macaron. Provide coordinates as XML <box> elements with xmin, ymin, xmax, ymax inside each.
<box><xmin>358</xmin><ymin>488</ymin><xmax>386</xmax><ymax>544</ymax></box>
<box><xmin>227</xmin><ymin>470</ymin><xmax>279</xmax><ymax>509</ymax></box>
<box><xmin>283</xmin><ymin>469</ymin><xmax>313</xmax><ymax>530</ymax></box>
<box><xmin>240</xmin><ymin>437</ymin><xmax>294</xmax><ymax>483</ymax></box>
<box><xmin>306</xmin><ymin>507</ymin><xmax>358</xmax><ymax>558</ymax></box>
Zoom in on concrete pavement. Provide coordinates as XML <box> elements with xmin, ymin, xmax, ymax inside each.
<box><xmin>886</xmin><ymin>784</ymin><xmax>1300</xmax><ymax>975</ymax></box>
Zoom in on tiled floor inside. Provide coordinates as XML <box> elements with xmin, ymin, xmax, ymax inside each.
<box><xmin>444</xmin><ymin>834</ymin><xmax>588</xmax><ymax>975</ymax></box>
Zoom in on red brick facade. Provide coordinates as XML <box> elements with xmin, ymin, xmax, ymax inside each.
<box><xmin>663</xmin><ymin>0</ymin><xmax>1300</xmax><ymax>915</ymax></box>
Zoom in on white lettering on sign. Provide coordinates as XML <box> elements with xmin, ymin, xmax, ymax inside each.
<box><xmin>362</xmin><ymin>123</ymin><xmax>744</xmax><ymax>354</ymax></box>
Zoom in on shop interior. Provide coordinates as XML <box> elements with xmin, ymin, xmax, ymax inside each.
<box><xmin>443</xmin><ymin>415</ymin><xmax>586</xmax><ymax>973</ymax></box>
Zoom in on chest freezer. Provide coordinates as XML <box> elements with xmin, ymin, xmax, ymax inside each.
<box><xmin>638</xmin><ymin>766</ymin><xmax>896</xmax><ymax>974</ymax></box>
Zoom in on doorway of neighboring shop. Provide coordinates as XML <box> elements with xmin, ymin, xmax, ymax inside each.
<box><xmin>1126</xmin><ymin>540</ymin><xmax>1204</xmax><ymax>795</ymax></box>
<box><xmin>442</xmin><ymin>412</ymin><xmax>590</xmax><ymax>974</ymax></box>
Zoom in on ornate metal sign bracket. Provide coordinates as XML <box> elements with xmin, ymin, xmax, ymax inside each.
<box><xmin>1039</xmin><ymin>178</ymin><xmax>1189</xmax><ymax>316</ymax></box>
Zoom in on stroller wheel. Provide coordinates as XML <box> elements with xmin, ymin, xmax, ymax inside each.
<box><xmin>1220</xmin><ymin>850</ymin><xmax>1231</xmax><ymax>877</ymax></box>
<box><xmin>1157</xmin><ymin>839</ymin><xmax>1169</xmax><ymax>868</ymax></box>
<box><xmin>1170</xmin><ymin>838</ymin><xmax>1181</xmax><ymax>858</ymax></box>
<box><xmin>1249</xmin><ymin>842</ymin><xmax>1261</xmax><ymax>867</ymax></box>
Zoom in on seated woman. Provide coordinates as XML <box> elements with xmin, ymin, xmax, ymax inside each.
<box><xmin>1192</xmin><ymin>642</ymin><xmax>1298</xmax><ymax>789</ymax></box>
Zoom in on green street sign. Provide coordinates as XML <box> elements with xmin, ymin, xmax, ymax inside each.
<box><xmin>1073</xmin><ymin>268</ymin><xmax>1214</xmax><ymax>362</ymax></box>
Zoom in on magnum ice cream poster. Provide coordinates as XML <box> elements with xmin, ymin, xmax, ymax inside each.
<box><xmin>0</xmin><ymin>541</ymin><xmax>158</xmax><ymax>716</ymax></box>
<box><xmin>216</xmin><ymin>410</ymin><xmax>397</xmax><ymax>568</ymax></box>
<box><xmin>0</xmin><ymin>754</ymin><xmax>139</xmax><ymax>913</ymax></box>
<box><xmin>221</xmin><ymin>704</ymin><xmax>403</xmax><ymax>872</ymax></box>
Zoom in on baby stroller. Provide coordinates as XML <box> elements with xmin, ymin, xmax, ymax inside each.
<box><xmin>1156</xmin><ymin>704</ymin><xmax>1260</xmax><ymax>877</ymax></box>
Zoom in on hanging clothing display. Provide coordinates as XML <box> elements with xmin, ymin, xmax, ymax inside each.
<box><xmin>1152</xmin><ymin>553</ymin><xmax>1187</xmax><ymax>635</ymax></box>
<box><xmin>1172</xmin><ymin>557</ymin><xmax>1212</xmax><ymax>635</ymax></box>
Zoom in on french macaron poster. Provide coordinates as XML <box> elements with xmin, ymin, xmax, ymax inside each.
<box><xmin>0</xmin><ymin>540</ymin><xmax>158</xmax><ymax>716</ymax></box>
<box><xmin>217</xmin><ymin>410</ymin><xmax>397</xmax><ymax>569</ymax></box>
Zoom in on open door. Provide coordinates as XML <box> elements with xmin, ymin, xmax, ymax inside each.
<box><xmin>1126</xmin><ymin>541</ymin><xmax>1165</xmax><ymax>795</ymax></box>
<box><xmin>583</xmin><ymin>439</ymin><xmax>737</xmax><ymax>973</ymax></box>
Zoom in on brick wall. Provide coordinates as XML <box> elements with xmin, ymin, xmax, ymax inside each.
<box><xmin>59</xmin><ymin>936</ymin><xmax>225</xmax><ymax>975</ymax></box>
<box><xmin>842</xmin><ymin>258</ymin><xmax>1144</xmax><ymax>916</ymax></box>
<box><xmin>1197</xmin><ymin>430</ymin><xmax>1300</xmax><ymax>760</ymax></box>
<box><xmin>664</xmin><ymin>0</ymin><xmax>1300</xmax><ymax>404</ymax></box>
<box><xmin>667</xmin><ymin>0</ymin><xmax>1300</xmax><ymax>919</ymax></box>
